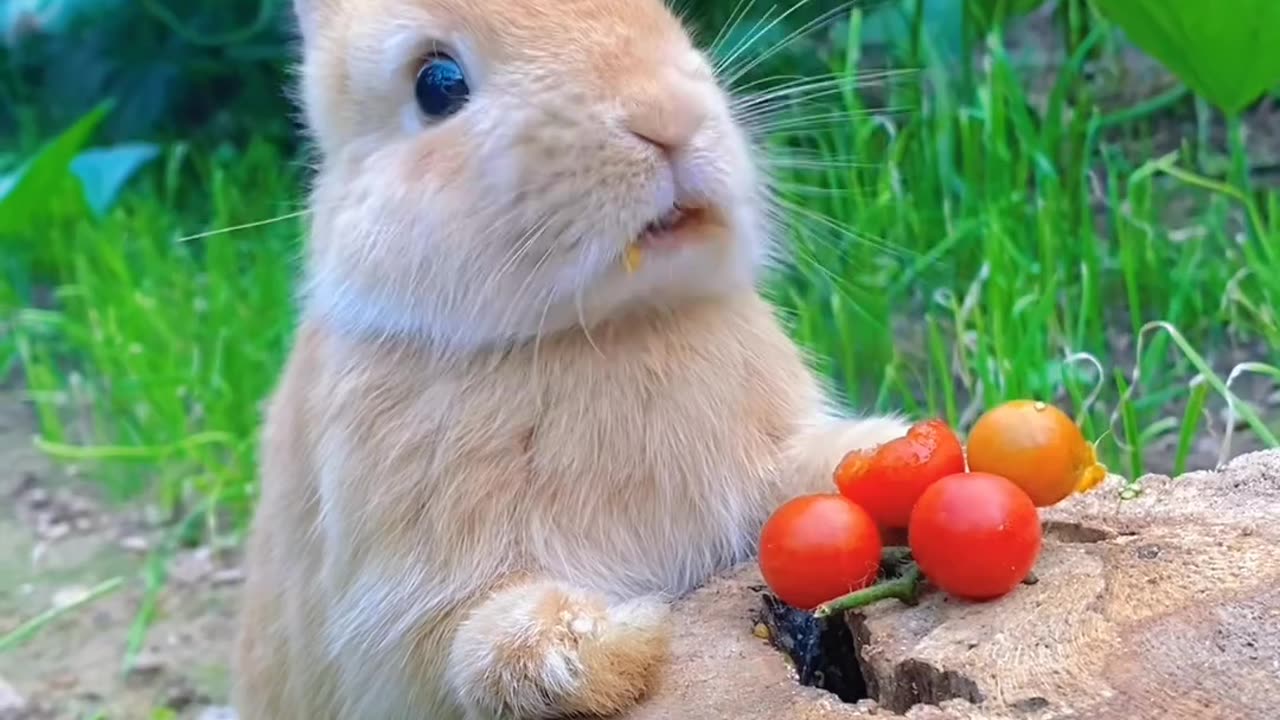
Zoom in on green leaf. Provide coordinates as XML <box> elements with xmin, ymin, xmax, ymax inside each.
<box><xmin>70</xmin><ymin>143</ymin><xmax>160</xmax><ymax>217</ymax></box>
<box><xmin>1092</xmin><ymin>0</ymin><xmax>1280</xmax><ymax>114</ymax></box>
<box><xmin>0</xmin><ymin>100</ymin><xmax>114</xmax><ymax>236</ymax></box>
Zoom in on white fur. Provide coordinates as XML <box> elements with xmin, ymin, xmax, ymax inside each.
<box><xmin>233</xmin><ymin>2</ymin><xmax>910</xmax><ymax>719</ymax></box>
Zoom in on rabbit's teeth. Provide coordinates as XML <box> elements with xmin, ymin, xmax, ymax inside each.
<box><xmin>643</xmin><ymin>205</ymin><xmax>687</xmax><ymax>236</ymax></box>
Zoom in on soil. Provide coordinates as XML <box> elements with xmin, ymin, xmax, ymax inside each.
<box><xmin>0</xmin><ymin>391</ymin><xmax>240</xmax><ymax>720</ymax></box>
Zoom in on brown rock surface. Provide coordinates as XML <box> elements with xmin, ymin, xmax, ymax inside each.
<box><xmin>628</xmin><ymin>450</ymin><xmax>1280</xmax><ymax>720</ymax></box>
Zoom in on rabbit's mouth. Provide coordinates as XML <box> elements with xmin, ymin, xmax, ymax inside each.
<box><xmin>636</xmin><ymin>203</ymin><xmax>717</xmax><ymax>250</ymax></box>
<box><xmin>623</xmin><ymin>203</ymin><xmax>724</xmax><ymax>273</ymax></box>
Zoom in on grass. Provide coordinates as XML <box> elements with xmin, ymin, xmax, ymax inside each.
<box><xmin>0</xmin><ymin>577</ymin><xmax>125</xmax><ymax>654</ymax></box>
<box><xmin>5</xmin><ymin>140</ymin><xmax>302</xmax><ymax>535</ymax></box>
<box><xmin>758</xmin><ymin>12</ymin><xmax>1280</xmax><ymax>476</ymax></box>
<box><xmin>2</xmin><ymin>8</ymin><xmax>1278</xmax><ymax>547</ymax></box>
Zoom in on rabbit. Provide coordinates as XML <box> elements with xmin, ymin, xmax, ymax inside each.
<box><xmin>231</xmin><ymin>0</ymin><xmax>909</xmax><ymax>718</ymax></box>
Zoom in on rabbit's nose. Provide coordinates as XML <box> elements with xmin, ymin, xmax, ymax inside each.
<box><xmin>625</xmin><ymin>89</ymin><xmax>708</xmax><ymax>158</ymax></box>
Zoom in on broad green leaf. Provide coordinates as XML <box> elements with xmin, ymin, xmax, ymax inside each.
<box><xmin>0</xmin><ymin>172</ymin><xmax>18</xmax><ymax>202</ymax></box>
<box><xmin>0</xmin><ymin>100</ymin><xmax>113</xmax><ymax>236</ymax></box>
<box><xmin>1092</xmin><ymin>0</ymin><xmax>1280</xmax><ymax>114</ymax></box>
<box><xmin>70</xmin><ymin>142</ymin><xmax>160</xmax><ymax>217</ymax></box>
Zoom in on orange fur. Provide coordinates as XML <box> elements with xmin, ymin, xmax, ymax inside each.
<box><xmin>233</xmin><ymin>1</ymin><xmax>907</xmax><ymax>718</ymax></box>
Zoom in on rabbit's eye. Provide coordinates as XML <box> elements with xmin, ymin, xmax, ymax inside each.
<box><xmin>415</xmin><ymin>53</ymin><xmax>470</xmax><ymax>119</ymax></box>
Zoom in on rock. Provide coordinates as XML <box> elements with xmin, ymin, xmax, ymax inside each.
<box><xmin>125</xmin><ymin>649</ymin><xmax>167</xmax><ymax>680</ymax></box>
<box><xmin>196</xmin><ymin>706</ymin><xmax>238</xmax><ymax>720</ymax></box>
<box><xmin>22</xmin><ymin>487</ymin><xmax>50</xmax><ymax>510</ymax></box>
<box><xmin>626</xmin><ymin>450</ymin><xmax>1280</xmax><ymax>720</ymax></box>
<box><xmin>59</xmin><ymin>490</ymin><xmax>96</xmax><ymax>518</ymax></box>
<box><xmin>162</xmin><ymin>676</ymin><xmax>205</xmax><ymax>710</ymax></box>
<box><xmin>0</xmin><ymin>676</ymin><xmax>27</xmax><ymax>719</ymax></box>
<box><xmin>623</xmin><ymin>568</ymin><xmax>876</xmax><ymax>720</ymax></box>
<box><xmin>170</xmin><ymin>547</ymin><xmax>215</xmax><ymax>585</ymax></box>
<box><xmin>210</xmin><ymin>567</ymin><xmax>246</xmax><ymax>587</ymax></box>
<box><xmin>623</xmin><ymin>569</ymin><xmax>1021</xmax><ymax>720</ymax></box>
<box><xmin>35</xmin><ymin>516</ymin><xmax>70</xmax><ymax>541</ymax></box>
<box><xmin>118</xmin><ymin>535</ymin><xmax>150</xmax><ymax>553</ymax></box>
<box><xmin>5</xmin><ymin>472</ymin><xmax>38</xmax><ymax>500</ymax></box>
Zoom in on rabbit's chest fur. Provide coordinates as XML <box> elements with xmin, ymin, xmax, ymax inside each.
<box><xmin>291</xmin><ymin>293</ymin><xmax>824</xmax><ymax>609</ymax></box>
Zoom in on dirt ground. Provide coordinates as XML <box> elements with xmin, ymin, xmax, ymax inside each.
<box><xmin>0</xmin><ymin>391</ymin><xmax>240</xmax><ymax>720</ymax></box>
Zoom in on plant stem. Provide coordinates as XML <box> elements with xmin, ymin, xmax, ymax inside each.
<box><xmin>1225</xmin><ymin>112</ymin><xmax>1250</xmax><ymax>193</ymax></box>
<box><xmin>0</xmin><ymin>577</ymin><xmax>124</xmax><ymax>653</ymax></box>
<box><xmin>880</xmin><ymin>545</ymin><xmax>913</xmax><ymax>571</ymax></box>
<box><xmin>813</xmin><ymin>562</ymin><xmax>924</xmax><ymax>619</ymax></box>
<box><xmin>909</xmin><ymin>0</ymin><xmax>926</xmax><ymax>67</ymax></box>
<box><xmin>1097</xmin><ymin>86</ymin><xmax>1190</xmax><ymax>130</ymax></box>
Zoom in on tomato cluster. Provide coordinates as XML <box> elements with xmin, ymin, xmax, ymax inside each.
<box><xmin>758</xmin><ymin>400</ymin><xmax>1106</xmax><ymax>611</ymax></box>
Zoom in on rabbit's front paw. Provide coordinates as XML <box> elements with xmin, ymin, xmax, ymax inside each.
<box><xmin>449</xmin><ymin>581</ymin><xmax>670</xmax><ymax>719</ymax></box>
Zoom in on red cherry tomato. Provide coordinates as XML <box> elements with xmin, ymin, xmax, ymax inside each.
<box><xmin>758</xmin><ymin>494</ymin><xmax>883</xmax><ymax>610</ymax></box>
<box><xmin>834</xmin><ymin>419</ymin><xmax>966</xmax><ymax>529</ymax></box>
<box><xmin>908</xmin><ymin>472</ymin><xmax>1042</xmax><ymax>601</ymax></box>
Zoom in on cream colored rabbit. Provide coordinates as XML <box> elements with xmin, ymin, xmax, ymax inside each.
<box><xmin>232</xmin><ymin>1</ymin><xmax>908</xmax><ymax>718</ymax></box>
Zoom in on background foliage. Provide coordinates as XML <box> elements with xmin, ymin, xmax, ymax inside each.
<box><xmin>1</xmin><ymin>0</ymin><xmax>295</xmax><ymax>146</ymax></box>
<box><xmin>2</xmin><ymin>0</ymin><xmax>1280</xmax><ymax>538</ymax></box>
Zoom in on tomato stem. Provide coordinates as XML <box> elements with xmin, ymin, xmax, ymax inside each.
<box><xmin>812</xmin><ymin>562</ymin><xmax>924</xmax><ymax>619</ymax></box>
<box><xmin>880</xmin><ymin>546</ymin><xmax>913</xmax><ymax>572</ymax></box>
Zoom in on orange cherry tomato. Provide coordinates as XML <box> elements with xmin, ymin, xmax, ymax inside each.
<box><xmin>833</xmin><ymin>419</ymin><xmax>966</xmax><ymax>529</ymax></box>
<box><xmin>908</xmin><ymin>472</ymin><xmax>1042</xmax><ymax>601</ymax></box>
<box><xmin>758</xmin><ymin>494</ymin><xmax>883</xmax><ymax>610</ymax></box>
<box><xmin>966</xmin><ymin>400</ymin><xmax>1107</xmax><ymax>507</ymax></box>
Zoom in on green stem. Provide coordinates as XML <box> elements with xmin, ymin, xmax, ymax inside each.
<box><xmin>1195</xmin><ymin>97</ymin><xmax>1212</xmax><ymax>173</ymax></box>
<box><xmin>880</xmin><ymin>545</ymin><xmax>913</xmax><ymax>570</ymax></box>
<box><xmin>813</xmin><ymin>563</ymin><xmax>924</xmax><ymax>619</ymax></box>
<box><xmin>1154</xmin><ymin>160</ymin><xmax>1269</xmax><ymax>244</ymax></box>
<box><xmin>909</xmin><ymin>0</ymin><xmax>926</xmax><ymax>67</ymax></box>
<box><xmin>1098</xmin><ymin>85</ymin><xmax>1190</xmax><ymax>130</ymax></box>
<box><xmin>0</xmin><ymin>577</ymin><xmax>124</xmax><ymax>653</ymax></box>
<box><xmin>1225</xmin><ymin>112</ymin><xmax>1250</xmax><ymax>192</ymax></box>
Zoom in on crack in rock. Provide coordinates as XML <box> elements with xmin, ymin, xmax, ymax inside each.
<box><xmin>1041</xmin><ymin>520</ymin><xmax>1115</xmax><ymax>544</ymax></box>
<box><xmin>760</xmin><ymin>593</ymin><xmax>986</xmax><ymax>714</ymax></box>
<box><xmin>758</xmin><ymin>594</ymin><xmax>868</xmax><ymax>703</ymax></box>
<box><xmin>848</xmin><ymin>613</ymin><xmax>984</xmax><ymax>714</ymax></box>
